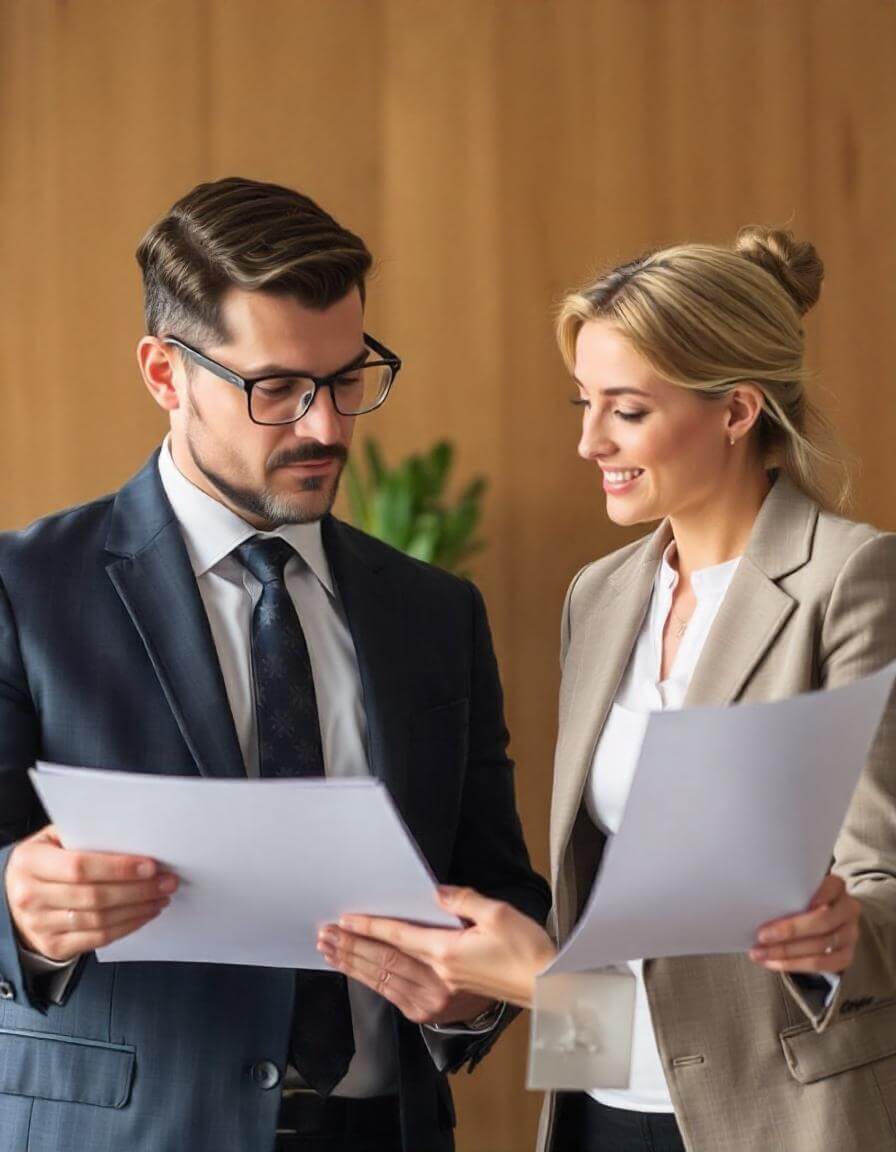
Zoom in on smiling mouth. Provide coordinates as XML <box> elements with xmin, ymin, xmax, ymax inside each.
<box><xmin>602</xmin><ymin>468</ymin><xmax>644</xmax><ymax>484</ymax></box>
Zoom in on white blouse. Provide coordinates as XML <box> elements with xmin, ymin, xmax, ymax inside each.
<box><xmin>585</xmin><ymin>542</ymin><xmax>741</xmax><ymax>1113</ymax></box>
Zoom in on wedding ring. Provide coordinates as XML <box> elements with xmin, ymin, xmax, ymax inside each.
<box><xmin>823</xmin><ymin>932</ymin><xmax>839</xmax><ymax>956</ymax></box>
<box><xmin>380</xmin><ymin>971</ymin><xmax>391</xmax><ymax>986</ymax></box>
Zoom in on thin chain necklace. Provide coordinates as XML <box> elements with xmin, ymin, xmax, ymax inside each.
<box><xmin>669</xmin><ymin>606</ymin><xmax>692</xmax><ymax>639</ymax></box>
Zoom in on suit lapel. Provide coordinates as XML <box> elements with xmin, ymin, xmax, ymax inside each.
<box><xmin>104</xmin><ymin>453</ymin><xmax>245</xmax><ymax>779</ymax></box>
<box><xmin>322</xmin><ymin>517</ymin><xmax>412</xmax><ymax>819</ymax></box>
<box><xmin>684</xmin><ymin>474</ymin><xmax>817</xmax><ymax>707</ymax></box>
<box><xmin>682</xmin><ymin>558</ymin><xmax>794</xmax><ymax>707</ymax></box>
<box><xmin>550</xmin><ymin>526</ymin><xmax>669</xmax><ymax>886</ymax></box>
<box><xmin>551</xmin><ymin>474</ymin><xmax>818</xmax><ymax>890</ymax></box>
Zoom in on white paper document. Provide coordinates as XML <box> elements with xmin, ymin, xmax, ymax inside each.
<box><xmin>551</xmin><ymin>661</ymin><xmax>896</xmax><ymax>974</ymax></box>
<box><xmin>29</xmin><ymin>767</ymin><xmax>459</xmax><ymax>968</ymax></box>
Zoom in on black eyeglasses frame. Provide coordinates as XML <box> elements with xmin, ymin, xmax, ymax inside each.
<box><xmin>161</xmin><ymin>333</ymin><xmax>402</xmax><ymax>425</ymax></box>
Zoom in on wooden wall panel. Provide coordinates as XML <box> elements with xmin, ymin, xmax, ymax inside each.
<box><xmin>2</xmin><ymin>2</ymin><xmax>895</xmax><ymax>1149</ymax></box>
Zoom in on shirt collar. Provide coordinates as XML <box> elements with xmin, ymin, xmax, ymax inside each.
<box><xmin>157</xmin><ymin>437</ymin><xmax>335</xmax><ymax>596</ymax></box>
<box><xmin>658</xmin><ymin>540</ymin><xmax>741</xmax><ymax>601</ymax></box>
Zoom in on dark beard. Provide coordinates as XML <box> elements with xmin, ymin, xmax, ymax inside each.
<box><xmin>186</xmin><ymin>431</ymin><xmax>347</xmax><ymax>528</ymax></box>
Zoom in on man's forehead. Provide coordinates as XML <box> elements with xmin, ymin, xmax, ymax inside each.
<box><xmin>215</xmin><ymin>287</ymin><xmax>365</xmax><ymax>373</ymax></box>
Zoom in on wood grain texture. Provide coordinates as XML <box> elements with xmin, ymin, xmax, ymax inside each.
<box><xmin>2</xmin><ymin>2</ymin><xmax>895</xmax><ymax>1148</ymax></box>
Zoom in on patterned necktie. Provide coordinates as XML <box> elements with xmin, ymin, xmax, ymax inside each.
<box><xmin>235</xmin><ymin>535</ymin><xmax>355</xmax><ymax>1097</ymax></box>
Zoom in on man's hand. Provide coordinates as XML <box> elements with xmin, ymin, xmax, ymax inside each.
<box><xmin>317</xmin><ymin>914</ymin><xmax>494</xmax><ymax>1027</ymax></box>
<box><xmin>4</xmin><ymin>824</ymin><xmax>178</xmax><ymax>963</ymax></box>
<box><xmin>749</xmin><ymin>873</ymin><xmax>861</xmax><ymax>974</ymax></box>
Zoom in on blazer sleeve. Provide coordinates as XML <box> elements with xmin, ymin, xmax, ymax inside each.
<box><xmin>0</xmin><ymin>569</ymin><xmax>54</xmax><ymax>1011</ymax></box>
<box><xmin>782</xmin><ymin>531</ymin><xmax>896</xmax><ymax>1031</ymax></box>
<box><xmin>432</xmin><ymin>581</ymin><xmax>551</xmax><ymax>1073</ymax></box>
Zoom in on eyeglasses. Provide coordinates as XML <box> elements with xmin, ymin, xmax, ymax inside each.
<box><xmin>162</xmin><ymin>333</ymin><xmax>401</xmax><ymax>425</ymax></box>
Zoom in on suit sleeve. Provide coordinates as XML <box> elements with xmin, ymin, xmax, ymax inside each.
<box><xmin>0</xmin><ymin>570</ymin><xmax>56</xmax><ymax>1011</ymax></box>
<box><xmin>430</xmin><ymin>581</ymin><xmax>551</xmax><ymax>1073</ymax></box>
<box><xmin>781</xmin><ymin>531</ymin><xmax>896</xmax><ymax>1030</ymax></box>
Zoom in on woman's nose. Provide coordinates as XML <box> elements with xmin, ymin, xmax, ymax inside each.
<box><xmin>578</xmin><ymin>411</ymin><xmax>614</xmax><ymax>462</ymax></box>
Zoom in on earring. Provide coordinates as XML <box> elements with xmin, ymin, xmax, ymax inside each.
<box><xmin>729</xmin><ymin>435</ymin><xmax>735</xmax><ymax>446</ymax></box>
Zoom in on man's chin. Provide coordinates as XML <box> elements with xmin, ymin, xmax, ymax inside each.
<box><xmin>268</xmin><ymin>476</ymin><xmax>339</xmax><ymax>525</ymax></box>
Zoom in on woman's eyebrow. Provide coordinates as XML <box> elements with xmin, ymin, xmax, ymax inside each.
<box><xmin>572</xmin><ymin>378</ymin><xmax>652</xmax><ymax>399</ymax></box>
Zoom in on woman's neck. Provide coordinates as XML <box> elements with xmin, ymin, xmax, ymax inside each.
<box><xmin>669</xmin><ymin>467</ymin><xmax>772</xmax><ymax>583</ymax></box>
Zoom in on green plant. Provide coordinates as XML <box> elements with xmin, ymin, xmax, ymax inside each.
<box><xmin>345</xmin><ymin>439</ymin><xmax>487</xmax><ymax>575</ymax></box>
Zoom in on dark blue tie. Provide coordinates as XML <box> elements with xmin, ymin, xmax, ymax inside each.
<box><xmin>236</xmin><ymin>536</ymin><xmax>355</xmax><ymax>1097</ymax></box>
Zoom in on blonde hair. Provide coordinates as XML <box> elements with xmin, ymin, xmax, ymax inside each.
<box><xmin>557</xmin><ymin>227</ymin><xmax>848</xmax><ymax>509</ymax></box>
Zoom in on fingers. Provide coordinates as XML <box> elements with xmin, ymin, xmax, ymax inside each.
<box><xmin>20</xmin><ymin>904</ymin><xmax>169</xmax><ymax>963</ymax></box>
<box><xmin>37</xmin><ymin>898</ymin><xmax>172</xmax><ymax>935</ymax></box>
<box><xmin>23</xmin><ymin>841</ymin><xmax>159</xmax><ymax>885</ymax></box>
<box><xmin>335</xmin><ymin>915</ymin><xmax>450</xmax><ymax>967</ymax></box>
<box><xmin>5</xmin><ymin>830</ymin><xmax>177</xmax><ymax>962</ymax></box>
<box><xmin>755</xmin><ymin>887</ymin><xmax>852</xmax><ymax>949</ymax></box>
<box><xmin>751</xmin><ymin>876</ymin><xmax>860</xmax><ymax>974</ymax></box>
<box><xmin>13</xmin><ymin>874</ymin><xmax>178</xmax><ymax>915</ymax></box>
<box><xmin>318</xmin><ymin>929</ymin><xmax>445</xmax><ymax>1023</ymax></box>
<box><xmin>318</xmin><ymin>928</ymin><xmax>435</xmax><ymax>991</ymax></box>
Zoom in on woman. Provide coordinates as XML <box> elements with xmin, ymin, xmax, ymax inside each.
<box><xmin>319</xmin><ymin>228</ymin><xmax>896</xmax><ymax>1151</ymax></box>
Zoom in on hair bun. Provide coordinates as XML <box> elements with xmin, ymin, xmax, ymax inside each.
<box><xmin>735</xmin><ymin>225</ymin><xmax>824</xmax><ymax>316</ymax></box>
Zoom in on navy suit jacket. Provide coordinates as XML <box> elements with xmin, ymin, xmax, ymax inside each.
<box><xmin>0</xmin><ymin>452</ymin><xmax>550</xmax><ymax>1152</ymax></box>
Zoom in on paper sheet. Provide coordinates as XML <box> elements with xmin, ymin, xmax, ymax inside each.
<box><xmin>550</xmin><ymin>661</ymin><xmax>896</xmax><ymax>974</ymax></box>
<box><xmin>30</xmin><ymin>766</ymin><xmax>460</xmax><ymax>968</ymax></box>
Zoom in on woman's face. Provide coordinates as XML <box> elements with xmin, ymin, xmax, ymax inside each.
<box><xmin>573</xmin><ymin>320</ymin><xmax>735</xmax><ymax>527</ymax></box>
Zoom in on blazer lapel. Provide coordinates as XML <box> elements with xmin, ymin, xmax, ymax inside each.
<box><xmin>322</xmin><ymin>517</ymin><xmax>412</xmax><ymax>818</ymax></box>
<box><xmin>104</xmin><ymin>453</ymin><xmax>246</xmax><ymax>779</ymax></box>
<box><xmin>551</xmin><ymin>474</ymin><xmax>818</xmax><ymax>888</ymax></box>
<box><xmin>550</xmin><ymin>525</ymin><xmax>669</xmax><ymax>887</ymax></box>
<box><xmin>684</xmin><ymin>474</ymin><xmax>818</xmax><ymax>708</ymax></box>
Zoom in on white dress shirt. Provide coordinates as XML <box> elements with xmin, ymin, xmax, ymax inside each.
<box><xmin>156</xmin><ymin>439</ymin><xmax>395</xmax><ymax>1097</ymax></box>
<box><xmin>585</xmin><ymin>543</ymin><xmax>741</xmax><ymax>1113</ymax></box>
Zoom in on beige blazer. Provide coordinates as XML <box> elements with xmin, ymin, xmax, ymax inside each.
<box><xmin>537</xmin><ymin>475</ymin><xmax>896</xmax><ymax>1152</ymax></box>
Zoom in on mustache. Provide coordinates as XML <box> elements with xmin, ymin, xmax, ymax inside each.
<box><xmin>268</xmin><ymin>443</ymin><xmax>348</xmax><ymax>469</ymax></box>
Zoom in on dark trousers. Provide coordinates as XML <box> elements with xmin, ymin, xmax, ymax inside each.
<box><xmin>274</xmin><ymin>1091</ymin><xmax>404</xmax><ymax>1152</ymax></box>
<box><xmin>553</xmin><ymin>1092</ymin><xmax>686</xmax><ymax>1152</ymax></box>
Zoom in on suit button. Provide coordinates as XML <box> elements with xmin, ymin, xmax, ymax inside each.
<box><xmin>0</xmin><ymin>979</ymin><xmax>14</xmax><ymax>1000</ymax></box>
<box><xmin>251</xmin><ymin>1061</ymin><xmax>281</xmax><ymax>1090</ymax></box>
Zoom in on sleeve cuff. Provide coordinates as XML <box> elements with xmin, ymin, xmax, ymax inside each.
<box><xmin>17</xmin><ymin>943</ymin><xmax>79</xmax><ymax>1004</ymax></box>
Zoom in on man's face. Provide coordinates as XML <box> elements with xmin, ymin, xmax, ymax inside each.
<box><xmin>168</xmin><ymin>287</ymin><xmax>363</xmax><ymax>528</ymax></box>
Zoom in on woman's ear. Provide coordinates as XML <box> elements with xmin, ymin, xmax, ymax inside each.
<box><xmin>725</xmin><ymin>384</ymin><xmax>764</xmax><ymax>446</ymax></box>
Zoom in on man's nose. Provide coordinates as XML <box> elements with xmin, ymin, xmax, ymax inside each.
<box><xmin>294</xmin><ymin>384</ymin><xmax>346</xmax><ymax>443</ymax></box>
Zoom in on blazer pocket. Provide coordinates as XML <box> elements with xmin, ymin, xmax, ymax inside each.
<box><xmin>0</xmin><ymin>1027</ymin><xmax>136</xmax><ymax>1109</ymax></box>
<box><xmin>409</xmin><ymin>699</ymin><xmax>470</xmax><ymax>764</ymax></box>
<box><xmin>406</xmin><ymin>699</ymin><xmax>470</xmax><ymax>852</ymax></box>
<box><xmin>780</xmin><ymin>998</ymin><xmax>896</xmax><ymax>1084</ymax></box>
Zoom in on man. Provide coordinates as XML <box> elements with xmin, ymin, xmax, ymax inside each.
<box><xmin>0</xmin><ymin>177</ymin><xmax>550</xmax><ymax>1152</ymax></box>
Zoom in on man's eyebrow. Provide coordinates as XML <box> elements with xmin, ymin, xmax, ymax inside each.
<box><xmin>244</xmin><ymin>347</ymin><xmax>368</xmax><ymax>378</ymax></box>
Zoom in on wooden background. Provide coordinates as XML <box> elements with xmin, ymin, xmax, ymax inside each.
<box><xmin>2</xmin><ymin>2</ymin><xmax>895</xmax><ymax>1148</ymax></box>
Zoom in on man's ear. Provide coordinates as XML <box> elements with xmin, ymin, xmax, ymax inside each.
<box><xmin>725</xmin><ymin>383</ymin><xmax>764</xmax><ymax>445</ymax></box>
<box><xmin>137</xmin><ymin>337</ymin><xmax>182</xmax><ymax>412</ymax></box>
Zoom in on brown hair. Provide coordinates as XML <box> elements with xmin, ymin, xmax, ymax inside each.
<box><xmin>136</xmin><ymin>177</ymin><xmax>373</xmax><ymax>344</ymax></box>
<box><xmin>557</xmin><ymin>226</ymin><xmax>848</xmax><ymax>508</ymax></box>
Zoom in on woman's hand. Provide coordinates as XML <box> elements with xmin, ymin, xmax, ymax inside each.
<box><xmin>319</xmin><ymin>886</ymin><xmax>557</xmax><ymax>1009</ymax></box>
<box><xmin>749</xmin><ymin>873</ymin><xmax>861</xmax><ymax>974</ymax></box>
